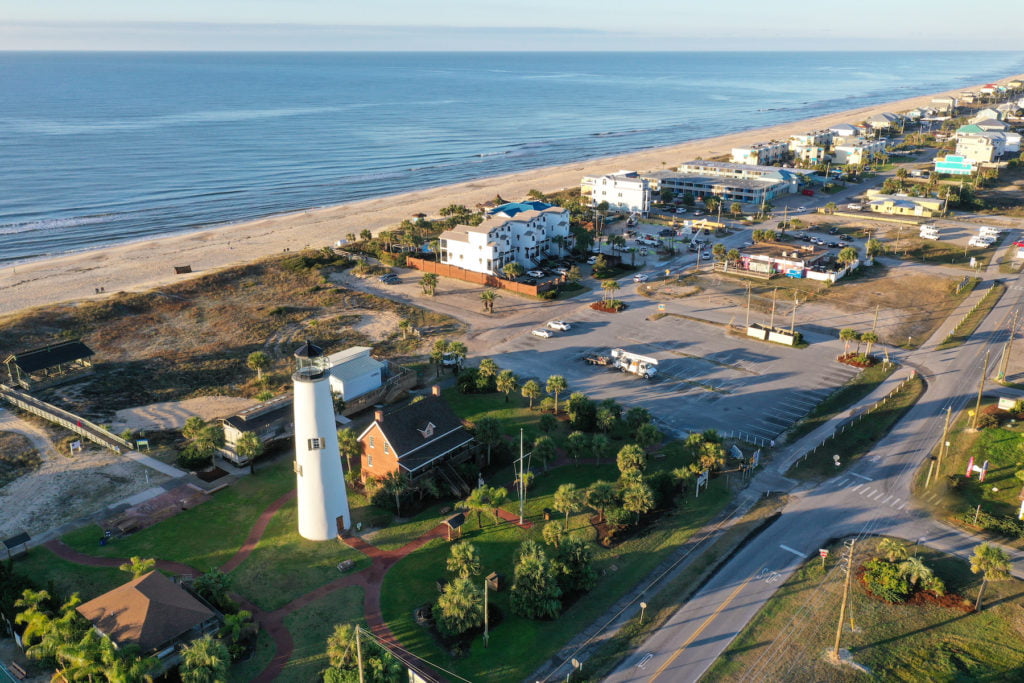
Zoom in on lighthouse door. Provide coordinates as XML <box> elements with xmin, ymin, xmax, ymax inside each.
<box><xmin>335</xmin><ymin>515</ymin><xmax>347</xmax><ymax>538</ymax></box>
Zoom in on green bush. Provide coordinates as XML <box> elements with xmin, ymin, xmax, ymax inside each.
<box><xmin>863</xmin><ymin>558</ymin><xmax>912</xmax><ymax>603</ymax></box>
<box><xmin>177</xmin><ymin>444</ymin><xmax>213</xmax><ymax>470</ymax></box>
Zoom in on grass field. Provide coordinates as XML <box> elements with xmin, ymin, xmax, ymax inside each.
<box><xmin>227</xmin><ymin>630</ymin><xmax>276</xmax><ymax>683</ymax></box>
<box><xmin>228</xmin><ymin>498</ymin><xmax>370</xmax><ymax>611</ymax></box>
<box><xmin>702</xmin><ymin>537</ymin><xmax>1024</xmax><ymax>682</ymax></box>
<box><xmin>279</xmin><ymin>586</ymin><xmax>365</xmax><ymax>682</ymax></box>
<box><xmin>11</xmin><ymin>546</ymin><xmax>126</xmax><ymax>603</ymax></box>
<box><xmin>791</xmin><ymin>375</ymin><xmax>925</xmax><ymax>479</ymax></box>
<box><xmin>61</xmin><ymin>457</ymin><xmax>297</xmax><ymax>570</ymax></box>
<box><xmin>785</xmin><ymin>361</ymin><xmax>898</xmax><ymax>443</ymax></box>
<box><xmin>379</xmin><ymin>457</ymin><xmax>732</xmax><ymax>682</ymax></box>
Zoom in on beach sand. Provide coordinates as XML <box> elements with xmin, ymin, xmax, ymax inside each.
<box><xmin>2</xmin><ymin>74</ymin><xmax>1022</xmax><ymax>320</ymax></box>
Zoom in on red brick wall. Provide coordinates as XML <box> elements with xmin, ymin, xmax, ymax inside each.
<box><xmin>359</xmin><ymin>424</ymin><xmax>400</xmax><ymax>481</ymax></box>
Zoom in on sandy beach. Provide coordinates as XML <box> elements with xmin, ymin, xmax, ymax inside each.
<box><xmin>3</xmin><ymin>73</ymin><xmax>1022</xmax><ymax>320</ymax></box>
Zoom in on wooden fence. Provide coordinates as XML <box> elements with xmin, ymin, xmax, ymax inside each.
<box><xmin>405</xmin><ymin>257</ymin><xmax>554</xmax><ymax>296</ymax></box>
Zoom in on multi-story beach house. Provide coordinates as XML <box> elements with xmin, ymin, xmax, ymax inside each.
<box><xmin>865</xmin><ymin>112</ymin><xmax>901</xmax><ymax>131</ymax></box>
<box><xmin>828</xmin><ymin>123</ymin><xmax>865</xmax><ymax>138</ymax></box>
<box><xmin>930</xmin><ymin>96</ymin><xmax>957</xmax><ymax>113</ymax></box>
<box><xmin>933</xmin><ymin>154</ymin><xmax>976</xmax><ymax>176</ymax></box>
<box><xmin>730</xmin><ymin>140</ymin><xmax>788</xmax><ymax>166</ymax></box>
<box><xmin>788</xmin><ymin>130</ymin><xmax>834</xmax><ymax>149</ymax></box>
<box><xmin>641</xmin><ymin>161</ymin><xmax>800</xmax><ymax>209</ymax></box>
<box><xmin>792</xmin><ymin>145</ymin><xmax>827</xmax><ymax>165</ymax></box>
<box><xmin>438</xmin><ymin>201</ymin><xmax>570</xmax><ymax>276</ymax></box>
<box><xmin>831</xmin><ymin>138</ymin><xmax>888</xmax><ymax>165</ymax></box>
<box><xmin>580</xmin><ymin>170</ymin><xmax>652</xmax><ymax>215</ymax></box>
<box><xmin>956</xmin><ymin>133</ymin><xmax>1007</xmax><ymax>163</ymax></box>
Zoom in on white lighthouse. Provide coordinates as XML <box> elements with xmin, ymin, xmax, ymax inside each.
<box><xmin>292</xmin><ymin>341</ymin><xmax>350</xmax><ymax>541</ymax></box>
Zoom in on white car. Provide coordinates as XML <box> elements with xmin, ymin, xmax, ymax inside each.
<box><xmin>531</xmin><ymin>328</ymin><xmax>553</xmax><ymax>338</ymax></box>
<box><xmin>633</xmin><ymin>273</ymin><xmax>649</xmax><ymax>283</ymax></box>
<box><xmin>527</xmin><ymin>270</ymin><xmax>546</xmax><ymax>278</ymax></box>
<box><xmin>675</xmin><ymin>208</ymin><xmax>687</xmax><ymax>214</ymax></box>
<box><xmin>547</xmin><ymin>320</ymin><xmax>571</xmax><ymax>331</ymax></box>
<box><xmin>586</xmin><ymin>256</ymin><xmax>598</xmax><ymax>264</ymax></box>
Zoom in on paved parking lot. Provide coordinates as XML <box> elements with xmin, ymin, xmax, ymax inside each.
<box><xmin>487</xmin><ymin>298</ymin><xmax>857</xmax><ymax>446</ymax></box>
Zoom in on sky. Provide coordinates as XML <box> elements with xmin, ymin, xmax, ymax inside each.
<box><xmin>3</xmin><ymin>0</ymin><xmax>1024</xmax><ymax>51</ymax></box>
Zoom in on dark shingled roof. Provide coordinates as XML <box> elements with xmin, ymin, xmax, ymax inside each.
<box><xmin>77</xmin><ymin>571</ymin><xmax>215</xmax><ymax>653</ymax></box>
<box><xmin>7</xmin><ymin>340</ymin><xmax>93</xmax><ymax>374</ymax></box>
<box><xmin>372</xmin><ymin>396</ymin><xmax>473</xmax><ymax>472</ymax></box>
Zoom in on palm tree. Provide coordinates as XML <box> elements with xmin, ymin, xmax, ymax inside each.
<box><xmin>590</xmin><ymin>433</ymin><xmax>611</xmax><ymax>464</ymax></box>
<box><xmin>546</xmin><ymin>375</ymin><xmax>568</xmax><ymax>414</ymax></box>
<box><xmin>182</xmin><ymin>416</ymin><xmax>206</xmax><ymax>441</ymax></box>
<box><xmin>478</xmin><ymin>358</ymin><xmax>499</xmax><ymax>382</ymax></box>
<box><xmin>326</xmin><ymin>624</ymin><xmax>358</xmax><ymax>669</ymax></box>
<box><xmin>565</xmin><ymin>431</ymin><xmax>589</xmax><ymax>467</ymax></box>
<box><xmin>446</xmin><ymin>341</ymin><xmax>468</xmax><ymax>367</ymax></box>
<box><xmin>897</xmin><ymin>556</ymin><xmax>935</xmax><ymax>588</ymax></box>
<box><xmin>503</xmin><ymin>262</ymin><xmax>525</xmax><ymax>280</ymax></box>
<box><xmin>236</xmin><ymin>432</ymin><xmax>264</xmax><ymax>473</ymax></box>
<box><xmin>219</xmin><ymin>610</ymin><xmax>253</xmax><ymax>644</ymax></box>
<box><xmin>335</xmin><ymin>427</ymin><xmax>361</xmax><ymax>472</ymax></box>
<box><xmin>865</xmin><ymin>238</ymin><xmax>884</xmax><ymax>257</ymax></box>
<box><xmin>118</xmin><ymin>556</ymin><xmax>156</xmax><ymax>579</ymax></box>
<box><xmin>489</xmin><ymin>486</ymin><xmax>508</xmax><ymax>522</ymax></box>
<box><xmin>586</xmin><ymin>480</ymin><xmax>618</xmax><ymax>523</ymax></box>
<box><xmin>532</xmin><ymin>435</ymin><xmax>557</xmax><ymax>471</ymax></box>
<box><xmin>496</xmin><ymin>369</ymin><xmax>518</xmax><ymax>402</ymax></box>
<box><xmin>14</xmin><ymin>588</ymin><xmax>53</xmax><ymax>648</ymax></box>
<box><xmin>622</xmin><ymin>480</ymin><xmax>655</xmax><ymax>524</ymax></box>
<box><xmin>179</xmin><ymin>635</ymin><xmax>229</xmax><ymax>683</ymax></box>
<box><xmin>521</xmin><ymin>379</ymin><xmax>542</xmax><ymax>409</ymax></box>
<box><xmin>553</xmin><ymin>483</ymin><xmax>584</xmax><ymax>524</ymax></box>
<box><xmin>398</xmin><ymin>318</ymin><xmax>414</xmax><ymax>339</ymax></box>
<box><xmin>246</xmin><ymin>350</ymin><xmax>269</xmax><ymax>382</ymax></box>
<box><xmin>420</xmin><ymin>272</ymin><xmax>439</xmax><ymax>296</ymax></box>
<box><xmin>464</xmin><ymin>486</ymin><xmax>491</xmax><ymax>529</ymax></box>
<box><xmin>379</xmin><ymin>470</ymin><xmax>408</xmax><ymax>517</ymax></box>
<box><xmin>601</xmin><ymin>279</ymin><xmax>620</xmax><ymax>303</ymax></box>
<box><xmin>860</xmin><ymin>331</ymin><xmax>879</xmax><ymax>357</ymax></box>
<box><xmin>839</xmin><ymin>328</ymin><xmax>857</xmax><ymax>355</ymax></box>
<box><xmin>446</xmin><ymin>541</ymin><xmax>481</xmax><ymax>579</ymax></box>
<box><xmin>480</xmin><ymin>289</ymin><xmax>499</xmax><ymax>314</ymax></box>
<box><xmin>878</xmin><ymin>538</ymin><xmax>908</xmax><ymax>562</ymax></box>
<box><xmin>473</xmin><ymin>417</ymin><xmax>503</xmax><ymax>466</ymax></box>
<box><xmin>970</xmin><ymin>542</ymin><xmax>1012</xmax><ymax>610</ymax></box>
<box><xmin>98</xmin><ymin>640</ymin><xmax>157</xmax><ymax>683</ymax></box>
<box><xmin>824</xmin><ymin>201</ymin><xmax>837</xmax><ymax>214</ymax></box>
<box><xmin>837</xmin><ymin>246</ymin><xmax>859</xmax><ymax>268</ymax></box>
<box><xmin>726</xmin><ymin>248</ymin><xmax>740</xmax><ymax>263</ymax></box>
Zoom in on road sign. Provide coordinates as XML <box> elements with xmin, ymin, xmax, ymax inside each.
<box><xmin>731</xmin><ymin>444</ymin><xmax>744</xmax><ymax>460</ymax></box>
<box><xmin>819</xmin><ymin>549</ymin><xmax>829</xmax><ymax>558</ymax></box>
<box><xmin>658</xmin><ymin>303</ymin><xmax>666</xmax><ymax>311</ymax></box>
<box><xmin>833</xmin><ymin>454</ymin><xmax>841</xmax><ymax>467</ymax></box>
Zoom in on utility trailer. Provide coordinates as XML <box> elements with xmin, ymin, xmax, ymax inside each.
<box><xmin>610</xmin><ymin>348</ymin><xmax>658</xmax><ymax>379</ymax></box>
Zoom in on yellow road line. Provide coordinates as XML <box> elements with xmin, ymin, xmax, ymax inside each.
<box><xmin>649</xmin><ymin>569</ymin><xmax>761</xmax><ymax>682</ymax></box>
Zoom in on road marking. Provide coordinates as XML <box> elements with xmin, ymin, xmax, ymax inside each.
<box><xmin>779</xmin><ymin>544</ymin><xmax>804</xmax><ymax>558</ymax></box>
<box><xmin>870</xmin><ymin>490</ymin><xmax>884</xmax><ymax>500</ymax></box>
<box><xmin>833</xmin><ymin>477</ymin><xmax>849</xmax><ymax>487</ymax></box>
<box><xmin>882</xmin><ymin>495</ymin><xmax>893</xmax><ymax>504</ymax></box>
<box><xmin>637</xmin><ymin>653</ymin><xmax>654</xmax><ymax>670</ymax></box>
<box><xmin>649</xmin><ymin>571</ymin><xmax>759</xmax><ymax>682</ymax></box>
<box><xmin>852</xmin><ymin>484</ymin><xmax>864</xmax><ymax>492</ymax></box>
<box><xmin>899</xmin><ymin>502</ymin><xmax>908</xmax><ymax>510</ymax></box>
<box><xmin>849</xmin><ymin>472</ymin><xmax>872</xmax><ymax>482</ymax></box>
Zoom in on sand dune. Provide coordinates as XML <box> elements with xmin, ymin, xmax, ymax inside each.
<box><xmin>2</xmin><ymin>74</ymin><xmax>1021</xmax><ymax>320</ymax></box>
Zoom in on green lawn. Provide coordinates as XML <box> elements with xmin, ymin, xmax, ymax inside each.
<box><xmin>702</xmin><ymin>537</ymin><xmax>1024</xmax><ymax>682</ymax></box>
<box><xmin>229</xmin><ymin>498</ymin><xmax>370</xmax><ymax>611</ymax></box>
<box><xmin>791</xmin><ymin>375</ymin><xmax>925</xmax><ymax>479</ymax></box>
<box><xmin>61</xmin><ymin>457</ymin><xmax>296</xmax><ymax>571</ymax></box>
<box><xmin>228</xmin><ymin>629</ymin><xmax>276</xmax><ymax>683</ymax></box>
<box><xmin>379</xmin><ymin>455</ymin><xmax>732</xmax><ymax>682</ymax></box>
<box><xmin>11</xmin><ymin>546</ymin><xmax>126</xmax><ymax>602</ymax></box>
<box><xmin>279</xmin><ymin>586</ymin><xmax>365</xmax><ymax>682</ymax></box>
<box><xmin>785</xmin><ymin>361</ymin><xmax>898</xmax><ymax>442</ymax></box>
<box><xmin>362</xmin><ymin>499</ymin><xmax>450</xmax><ymax>552</ymax></box>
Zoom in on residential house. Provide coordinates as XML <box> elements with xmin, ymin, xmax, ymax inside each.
<box><xmin>788</xmin><ymin>130</ymin><xmax>834</xmax><ymax>149</ymax></box>
<box><xmin>357</xmin><ymin>387</ymin><xmax>479</xmax><ymax>484</ymax></box>
<box><xmin>222</xmin><ymin>395</ymin><xmax>294</xmax><ymax>464</ymax></box>
<box><xmin>327</xmin><ymin>346</ymin><xmax>384</xmax><ymax>402</ymax></box>
<box><xmin>956</xmin><ymin>133</ymin><xmax>1007</xmax><ymax>163</ymax></box>
<box><xmin>903</xmin><ymin>107</ymin><xmax>929</xmax><ymax>120</ymax></box>
<box><xmin>933</xmin><ymin>154</ymin><xmax>976</xmax><ymax>176</ymax></box>
<box><xmin>930</xmin><ymin>96</ymin><xmax>957</xmax><ymax>113</ymax></box>
<box><xmin>828</xmin><ymin>123</ymin><xmax>864</xmax><ymax>138</ymax></box>
<box><xmin>960</xmin><ymin>91</ymin><xmax>977</xmax><ymax>104</ymax></box>
<box><xmin>979</xmin><ymin>84</ymin><xmax>998</xmax><ymax>97</ymax></box>
<box><xmin>438</xmin><ymin>201</ymin><xmax>570</xmax><ymax>275</ymax></box>
<box><xmin>77</xmin><ymin>572</ymin><xmax>219</xmax><ymax>661</ymax></box>
<box><xmin>730</xmin><ymin>140</ymin><xmax>788</xmax><ymax>166</ymax></box>
<box><xmin>4</xmin><ymin>340</ymin><xmax>95</xmax><ymax>390</ymax></box>
<box><xmin>580</xmin><ymin>170</ymin><xmax>652</xmax><ymax>214</ymax></box>
<box><xmin>1007</xmin><ymin>79</ymin><xmax>1023</xmax><ymax>91</ymax></box>
<box><xmin>831</xmin><ymin>138</ymin><xmax>888</xmax><ymax>165</ymax></box>
<box><xmin>792</xmin><ymin>144</ymin><xmax>827</xmax><ymax>165</ymax></box>
<box><xmin>972</xmin><ymin>119</ymin><xmax>1011</xmax><ymax>133</ymax></box>
<box><xmin>865</xmin><ymin>112</ymin><xmax>901</xmax><ymax>131</ymax></box>
<box><xmin>865</xmin><ymin>191</ymin><xmax>943</xmax><ymax>218</ymax></box>
<box><xmin>971</xmin><ymin>108</ymin><xmax>1003</xmax><ymax>123</ymax></box>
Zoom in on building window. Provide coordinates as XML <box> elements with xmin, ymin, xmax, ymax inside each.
<box><xmin>369</xmin><ymin>435</ymin><xmax>375</xmax><ymax>449</ymax></box>
<box><xmin>384</xmin><ymin>441</ymin><xmax>390</xmax><ymax>455</ymax></box>
<box><xmin>367</xmin><ymin>454</ymin><xmax>373</xmax><ymax>467</ymax></box>
<box><xmin>293</xmin><ymin>461</ymin><xmax>303</xmax><ymax>476</ymax></box>
<box><xmin>307</xmin><ymin>438</ymin><xmax>323</xmax><ymax>451</ymax></box>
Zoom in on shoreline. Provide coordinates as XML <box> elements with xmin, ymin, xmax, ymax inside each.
<box><xmin>3</xmin><ymin>71</ymin><xmax>1023</xmax><ymax>321</ymax></box>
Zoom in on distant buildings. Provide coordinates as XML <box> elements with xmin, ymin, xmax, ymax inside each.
<box><xmin>865</xmin><ymin>112</ymin><xmax>901</xmax><ymax>131</ymax></box>
<box><xmin>865</xmin><ymin>191</ymin><xmax>943</xmax><ymax>218</ymax></box>
<box><xmin>831</xmin><ymin>138</ymin><xmax>888</xmax><ymax>165</ymax></box>
<box><xmin>730</xmin><ymin>140</ymin><xmax>788</xmax><ymax>166</ymax></box>
<box><xmin>580</xmin><ymin>170</ymin><xmax>652</xmax><ymax>214</ymax></box>
<box><xmin>930</xmin><ymin>96</ymin><xmax>958</xmax><ymax>113</ymax></box>
<box><xmin>641</xmin><ymin>161</ymin><xmax>801</xmax><ymax>209</ymax></box>
<box><xmin>438</xmin><ymin>201</ymin><xmax>571</xmax><ymax>275</ymax></box>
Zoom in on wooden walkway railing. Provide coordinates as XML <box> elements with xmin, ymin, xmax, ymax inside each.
<box><xmin>0</xmin><ymin>384</ymin><xmax>133</xmax><ymax>453</ymax></box>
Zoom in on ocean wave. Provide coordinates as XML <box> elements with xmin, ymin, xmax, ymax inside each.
<box><xmin>0</xmin><ymin>212</ymin><xmax>128</xmax><ymax>236</ymax></box>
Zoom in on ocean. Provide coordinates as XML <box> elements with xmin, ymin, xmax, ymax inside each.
<box><xmin>2</xmin><ymin>51</ymin><xmax>1023</xmax><ymax>265</ymax></box>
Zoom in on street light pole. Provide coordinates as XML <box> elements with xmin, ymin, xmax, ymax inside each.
<box><xmin>972</xmin><ymin>350</ymin><xmax>991</xmax><ymax>430</ymax></box>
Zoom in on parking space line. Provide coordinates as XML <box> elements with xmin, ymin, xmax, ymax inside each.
<box><xmin>882</xmin><ymin>495</ymin><xmax>893</xmax><ymax>504</ymax></box>
<box><xmin>779</xmin><ymin>544</ymin><xmax>805</xmax><ymax>558</ymax></box>
<box><xmin>849</xmin><ymin>472</ymin><xmax>872</xmax><ymax>482</ymax></box>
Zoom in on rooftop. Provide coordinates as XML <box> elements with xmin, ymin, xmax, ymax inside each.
<box><xmin>5</xmin><ymin>340</ymin><xmax>94</xmax><ymax>373</ymax></box>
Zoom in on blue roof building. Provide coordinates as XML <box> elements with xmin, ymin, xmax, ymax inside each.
<box><xmin>934</xmin><ymin>154</ymin><xmax>976</xmax><ymax>176</ymax></box>
<box><xmin>488</xmin><ymin>200</ymin><xmax>556</xmax><ymax>218</ymax></box>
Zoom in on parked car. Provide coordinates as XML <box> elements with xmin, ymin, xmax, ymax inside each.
<box><xmin>658</xmin><ymin>228</ymin><xmax>676</xmax><ymax>237</ymax></box>
<box><xmin>633</xmin><ymin>273</ymin><xmax>649</xmax><ymax>283</ymax></box>
<box><xmin>694</xmin><ymin>210</ymin><xmax>704</xmax><ymax>216</ymax></box>
<box><xmin>701</xmin><ymin>251</ymin><xmax>711</xmax><ymax>259</ymax></box>
<box><xmin>675</xmin><ymin>208</ymin><xmax>687</xmax><ymax>214</ymax></box>
<box><xmin>827</xmin><ymin>242</ymin><xmax>839</xmax><ymax>248</ymax></box>
<box><xmin>378</xmin><ymin>273</ymin><xmax>399</xmax><ymax>284</ymax></box>
<box><xmin>531</xmin><ymin>328</ymin><xmax>553</xmax><ymax>338</ymax></box>
<box><xmin>527</xmin><ymin>270</ymin><xmax>546</xmax><ymax>278</ymax></box>
<box><xmin>828</xmin><ymin>227</ymin><xmax>838</xmax><ymax>235</ymax></box>
<box><xmin>547</xmin><ymin>320</ymin><xmax>571</xmax><ymax>331</ymax></box>
<box><xmin>639</xmin><ymin>248</ymin><xmax>648</xmax><ymax>255</ymax></box>
<box><xmin>586</xmin><ymin>256</ymin><xmax>598</xmax><ymax>264</ymax></box>
<box><xmin>555</xmin><ymin>266</ymin><xmax>569</xmax><ymax>275</ymax></box>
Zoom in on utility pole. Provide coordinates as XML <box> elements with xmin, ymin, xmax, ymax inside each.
<box><xmin>972</xmin><ymin>350</ymin><xmax>991</xmax><ymax>430</ymax></box>
<box><xmin>518</xmin><ymin>429</ymin><xmax>525</xmax><ymax>525</ymax></box>
<box><xmin>871</xmin><ymin>304</ymin><xmax>880</xmax><ymax>333</ymax></box>
<box><xmin>356</xmin><ymin>625</ymin><xmax>365</xmax><ymax>683</ymax></box>
<box><xmin>998</xmin><ymin>308</ymin><xmax>1019</xmax><ymax>381</ymax></box>
<box><xmin>769</xmin><ymin>287</ymin><xmax>778</xmax><ymax>329</ymax></box>
<box><xmin>936</xmin><ymin>405</ymin><xmax>952</xmax><ymax>482</ymax></box>
<box><xmin>745</xmin><ymin>282</ymin><xmax>752</xmax><ymax>327</ymax></box>
<box><xmin>832</xmin><ymin>539</ymin><xmax>856</xmax><ymax>660</ymax></box>
<box><xmin>484</xmin><ymin>578</ymin><xmax>490</xmax><ymax>647</ymax></box>
<box><xmin>790</xmin><ymin>291</ymin><xmax>799</xmax><ymax>334</ymax></box>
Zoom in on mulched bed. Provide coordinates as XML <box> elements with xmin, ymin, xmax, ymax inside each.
<box><xmin>196</xmin><ymin>466</ymin><xmax>230</xmax><ymax>482</ymax></box>
<box><xmin>837</xmin><ymin>352</ymin><xmax>878</xmax><ymax>368</ymax></box>
<box><xmin>591</xmin><ymin>302</ymin><xmax>626</xmax><ymax>313</ymax></box>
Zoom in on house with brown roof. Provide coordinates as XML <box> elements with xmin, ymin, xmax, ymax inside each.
<box><xmin>357</xmin><ymin>387</ymin><xmax>479</xmax><ymax>489</ymax></box>
<box><xmin>76</xmin><ymin>571</ymin><xmax>219</xmax><ymax>660</ymax></box>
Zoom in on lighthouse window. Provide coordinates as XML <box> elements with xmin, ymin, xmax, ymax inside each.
<box><xmin>307</xmin><ymin>437</ymin><xmax>323</xmax><ymax>451</ymax></box>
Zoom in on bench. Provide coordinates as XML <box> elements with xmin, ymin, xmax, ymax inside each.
<box><xmin>8</xmin><ymin>661</ymin><xmax>28</xmax><ymax>680</ymax></box>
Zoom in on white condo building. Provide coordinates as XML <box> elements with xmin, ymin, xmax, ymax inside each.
<box><xmin>438</xmin><ymin>201</ymin><xmax>571</xmax><ymax>275</ymax></box>
<box><xmin>831</xmin><ymin>138</ymin><xmax>888</xmax><ymax>165</ymax></box>
<box><xmin>730</xmin><ymin>140</ymin><xmax>788</xmax><ymax>166</ymax></box>
<box><xmin>580</xmin><ymin>170</ymin><xmax>652</xmax><ymax>214</ymax></box>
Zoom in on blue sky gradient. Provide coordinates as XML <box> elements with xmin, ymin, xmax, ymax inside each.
<box><xmin>3</xmin><ymin>0</ymin><xmax>1023</xmax><ymax>50</ymax></box>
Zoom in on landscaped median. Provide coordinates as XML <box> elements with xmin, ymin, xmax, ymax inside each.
<box><xmin>701</xmin><ymin>536</ymin><xmax>1024</xmax><ymax>681</ymax></box>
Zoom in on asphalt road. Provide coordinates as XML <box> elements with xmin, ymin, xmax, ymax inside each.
<box><xmin>605</xmin><ymin>261</ymin><xmax>1024</xmax><ymax>682</ymax></box>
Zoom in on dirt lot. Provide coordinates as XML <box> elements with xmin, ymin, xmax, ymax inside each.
<box><xmin>0</xmin><ymin>431</ymin><xmax>40</xmax><ymax>487</ymax></box>
<box><xmin>643</xmin><ymin>263</ymin><xmax>968</xmax><ymax>346</ymax></box>
<box><xmin>110</xmin><ymin>396</ymin><xmax>259</xmax><ymax>433</ymax></box>
<box><xmin>0</xmin><ymin>253</ymin><xmax>462</xmax><ymax>420</ymax></box>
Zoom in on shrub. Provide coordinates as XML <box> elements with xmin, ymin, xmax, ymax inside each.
<box><xmin>177</xmin><ymin>444</ymin><xmax>213</xmax><ymax>470</ymax></box>
<box><xmin>539</xmin><ymin>289</ymin><xmax>557</xmax><ymax>300</ymax></box>
<box><xmin>862</xmin><ymin>558</ymin><xmax>912</xmax><ymax>603</ymax></box>
<box><xmin>976</xmin><ymin>413</ymin><xmax>1000</xmax><ymax>430</ymax></box>
<box><xmin>645</xmin><ymin>471</ymin><xmax>677</xmax><ymax>509</ymax></box>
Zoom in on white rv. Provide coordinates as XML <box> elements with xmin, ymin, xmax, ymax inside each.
<box><xmin>919</xmin><ymin>225</ymin><xmax>941</xmax><ymax>240</ymax></box>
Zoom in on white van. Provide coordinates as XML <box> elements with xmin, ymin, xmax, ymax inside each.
<box><xmin>919</xmin><ymin>225</ymin><xmax>941</xmax><ymax>240</ymax></box>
